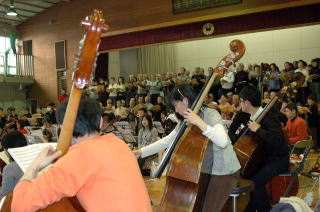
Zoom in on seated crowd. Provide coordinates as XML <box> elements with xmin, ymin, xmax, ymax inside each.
<box><xmin>0</xmin><ymin>57</ymin><xmax>319</xmax><ymax>211</ymax></box>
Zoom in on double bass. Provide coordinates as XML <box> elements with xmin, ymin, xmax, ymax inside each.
<box><xmin>0</xmin><ymin>10</ymin><xmax>108</xmax><ymax>212</ymax></box>
<box><xmin>234</xmin><ymin>79</ymin><xmax>302</xmax><ymax>179</ymax></box>
<box><xmin>154</xmin><ymin>40</ymin><xmax>245</xmax><ymax>211</ymax></box>
<box><xmin>234</xmin><ymin>96</ymin><xmax>277</xmax><ymax>179</ymax></box>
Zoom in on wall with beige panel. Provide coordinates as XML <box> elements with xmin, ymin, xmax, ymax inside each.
<box><xmin>0</xmin><ymin>84</ymin><xmax>27</xmax><ymax>113</ymax></box>
<box><xmin>108</xmin><ymin>52</ymin><xmax>121</xmax><ymax>79</ymax></box>
<box><xmin>174</xmin><ymin>24</ymin><xmax>320</xmax><ymax>73</ymax></box>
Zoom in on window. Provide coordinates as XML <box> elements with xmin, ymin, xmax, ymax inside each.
<box><xmin>0</xmin><ymin>36</ymin><xmax>16</xmax><ymax>75</ymax></box>
<box><xmin>0</xmin><ymin>36</ymin><xmax>10</xmax><ymax>53</ymax></box>
<box><xmin>57</xmin><ymin>70</ymin><xmax>67</xmax><ymax>96</ymax></box>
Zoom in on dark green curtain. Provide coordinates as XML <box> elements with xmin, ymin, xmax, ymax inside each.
<box><xmin>9</xmin><ymin>31</ymin><xmax>18</xmax><ymax>54</ymax></box>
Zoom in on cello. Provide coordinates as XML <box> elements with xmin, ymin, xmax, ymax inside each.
<box><xmin>154</xmin><ymin>40</ymin><xmax>245</xmax><ymax>212</ymax></box>
<box><xmin>0</xmin><ymin>9</ymin><xmax>108</xmax><ymax>212</ymax></box>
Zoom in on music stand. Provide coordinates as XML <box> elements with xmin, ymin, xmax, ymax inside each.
<box><xmin>27</xmin><ymin>118</ymin><xmax>39</xmax><ymax>127</ymax></box>
<box><xmin>153</xmin><ymin>121</ymin><xmax>164</xmax><ymax>134</ymax></box>
<box><xmin>118</xmin><ymin>129</ymin><xmax>136</xmax><ymax>144</ymax></box>
<box><xmin>114</xmin><ymin>121</ymin><xmax>133</xmax><ymax>132</ymax></box>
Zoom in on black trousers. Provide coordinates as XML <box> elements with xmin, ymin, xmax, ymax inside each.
<box><xmin>245</xmin><ymin>156</ymin><xmax>289</xmax><ymax>212</ymax></box>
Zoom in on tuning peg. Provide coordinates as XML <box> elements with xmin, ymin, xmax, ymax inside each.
<box><xmin>81</xmin><ymin>20</ymin><xmax>91</xmax><ymax>30</ymax></box>
<box><xmin>101</xmin><ymin>23</ymin><xmax>109</xmax><ymax>33</ymax></box>
<box><xmin>74</xmin><ymin>55</ymin><xmax>83</xmax><ymax>62</ymax></box>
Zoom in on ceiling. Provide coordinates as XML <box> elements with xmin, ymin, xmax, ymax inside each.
<box><xmin>0</xmin><ymin>0</ymin><xmax>70</xmax><ymax>27</ymax></box>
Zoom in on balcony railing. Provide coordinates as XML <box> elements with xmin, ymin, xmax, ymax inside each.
<box><xmin>0</xmin><ymin>53</ymin><xmax>34</xmax><ymax>77</ymax></box>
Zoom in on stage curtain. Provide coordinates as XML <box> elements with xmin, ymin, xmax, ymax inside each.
<box><xmin>138</xmin><ymin>44</ymin><xmax>175</xmax><ymax>76</ymax></box>
<box><xmin>94</xmin><ymin>52</ymin><xmax>109</xmax><ymax>81</ymax></box>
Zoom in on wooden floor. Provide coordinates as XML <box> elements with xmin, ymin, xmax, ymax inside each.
<box><xmin>145</xmin><ymin>152</ymin><xmax>320</xmax><ymax>211</ymax></box>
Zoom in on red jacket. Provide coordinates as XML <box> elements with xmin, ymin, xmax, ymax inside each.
<box><xmin>284</xmin><ymin>116</ymin><xmax>308</xmax><ymax>145</ymax></box>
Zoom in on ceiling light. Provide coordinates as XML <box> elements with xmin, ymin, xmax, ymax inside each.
<box><xmin>7</xmin><ymin>11</ymin><xmax>17</xmax><ymax>16</ymax></box>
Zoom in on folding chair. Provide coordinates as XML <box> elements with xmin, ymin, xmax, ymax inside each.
<box><xmin>229</xmin><ymin>178</ymin><xmax>254</xmax><ymax>212</ymax></box>
<box><xmin>279</xmin><ymin>136</ymin><xmax>313</xmax><ymax>197</ymax></box>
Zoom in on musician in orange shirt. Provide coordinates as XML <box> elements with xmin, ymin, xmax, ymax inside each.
<box><xmin>12</xmin><ymin>97</ymin><xmax>152</xmax><ymax>212</ymax></box>
<box><xmin>283</xmin><ymin>103</ymin><xmax>308</xmax><ymax>145</ymax></box>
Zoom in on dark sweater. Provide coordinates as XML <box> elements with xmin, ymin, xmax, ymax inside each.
<box><xmin>255</xmin><ymin>112</ymin><xmax>289</xmax><ymax>157</ymax></box>
<box><xmin>230</xmin><ymin>111</ymin><xmax>289</xmax><ymax>157</ymax></box>
<box><xmin>307</xmin><ymin>104</ymin><xmax>318</xmax><ymax>128</ymax></box>
<box><xmin>310</xmin><ymin>67</ymin><xmax>320</xmax><ymax>83</ymax></box>
<box><xmin>234</xmin><ymin>71</ymin><xmax>249</xmax><ymax>85</ymax></box>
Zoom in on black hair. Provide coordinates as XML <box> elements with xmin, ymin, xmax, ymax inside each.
<box><xmin>270</xmin><ymin>63</ymin><xmax>279</xmax><ymax>72</ymax></box>
<box><xmin>56</xmin><ymin>97</ymin><xmax>102</xmax><ymax>138</ymax></box>
<box><xmin>118</xmin><ymin>76</ymin><xmax>124</xmax><ymax>84</ymax></box>
<box><xmin>284</xmin><ymin>62</ymin><xmax>294</xmax><ymax>71</ymax></box>
<box><xmin>138</xmin><ymin>107</ymin><xmax>147</xmax><ymax>114</ymax></box>
<box><xmin>168</xmin><ymin>85</ymin><xmax>197</xmax><ymax>109</ymax></box>
<box><xmin>311</xmin><ymin>58</ymin><xmax>319</xmax><ymax>67</ymax></box>
<box><xmin>1</xmin><ymin>131</ymin><xmax>27</xmax><ymax>150</ymax></box>
<box><xmin>298</xmin><ymin>60</ymin><xmax>307</xmax><ymax>67</ymax></box>
<box><xmin>48</xmin><ymin>102</ymin><xmax>55</xmax><ymax>107</ymax></box>
<box><xmin>286</xmin><ymin>103</ymin><xmax>298</xmax><ymax>113</ymax></box>
<box><xmin>239</xmin><ymin>85</ymin><xmax>261</xmax><ymax>107</ymax></box>
<box><xmin>168</xmin><ymin>85</ymin><xmax>197</xmax><ymax>120</ymax></box>
<box><xmin>142</xmin><ymin>114</ymin><xmax>154</xmax><ymax>130</ymax></box>
<box><xmin>102</xmin><ymin>112</ymin><xmax>115</xmax><ymax>123</ymax></box>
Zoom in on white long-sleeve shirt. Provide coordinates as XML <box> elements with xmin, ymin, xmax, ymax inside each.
<box><xmin>141</xmin><ymin>107</ymin><xmax>240</xmax><ymax>175</ymax></box>
<box><xmin>220</xmin><ymin>70</ymin><xmax>235</xmax><ymax>89</ymax></box>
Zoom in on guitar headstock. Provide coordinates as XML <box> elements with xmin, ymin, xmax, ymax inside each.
<box><xmin>73</xmin><ymin>9</ymin><xmax>109</xmax><ymax>89</ymax></box>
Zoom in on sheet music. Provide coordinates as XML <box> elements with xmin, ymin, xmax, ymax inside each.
<box><xmin>153</xmin><ymin>121</ymin><xmax>164</xmax><ymax>134</ymax></box>
<box><xmin>8</xmin><ymin>143</ymin><xmax>57</xmax><ymax>173</ymax></box>
<box><xmin>28</xmin><ymin>129</ymin><xmax>46</xmax><ymax>143</ymax></box>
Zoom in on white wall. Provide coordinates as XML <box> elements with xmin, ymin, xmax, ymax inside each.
<box><xmin>174</xmin><ymin>24</ymin><xmax>320</xmax><ymax>74</ymax></box>
<box><xmin>120</xmin><ymin>49</ymin><xmax>138</xmax><ymax>81</ymax></box>
<box><xmin>110</xmin><ymin>24</ymin><xmax>320</xmax><ymax>77</ymax></box>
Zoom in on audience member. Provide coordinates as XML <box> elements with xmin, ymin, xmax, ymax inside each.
<box><xmin>45</xmin><ymin>103</ymin><xmax>56</xmax><ymax>124</ymax></box>
<box><xmin>283</xmin><ymin>103</ymin><xmax>308</xmax><ymax>145</ymax></box>
<box><xmin>11</xmin><ymin>97</ymin><xmax>152</xmax><ymax>212</ymax></box>
<box><xmin>58</xmin><ymin>89</ymin><xmax>69</xmax><ymax>103</ymax></box>
<box><xmin>0</xmin><ymin>131</ymin><xmax>27</xmax><ymax>199</ymax></box>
